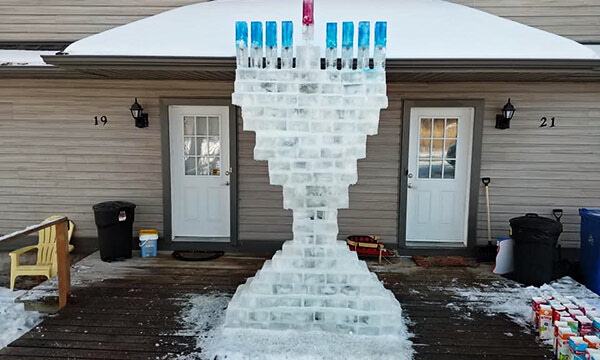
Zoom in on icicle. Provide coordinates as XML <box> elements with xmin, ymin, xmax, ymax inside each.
<box><xmin>341</xmin><ymin>22</ymin><xmax>354</xmax><ymax>70</ymax></box>
<box><xmin>326</xmin><ymin>23</ymin><xmax>337</xmax><ymax>69</ymax></box>
<box><xmin>250</xmin><ymin>21</ymin><xmax>263</xmax><ymax>68</ymax></box>
<box><xmin>374</xmin><ymin>21</ymin><xmax>387</xmax><ymax>70</ymax></box>
<box><xmin>357</xmin><ymin>21</ymin><xmax>370</xmax><ymax>69</ymax></box>
<box><xmin>235</xmin><ymin>21</ymin><xmax>248</xmax><ymax>68</ymax></box>
<box><xmin>265</xmin><ymin>21</ymin><xmax>277</xmax><ymax>69</ymax></box>
<box><xmin>281</xmin><ymin>21</ymin><xmax>294</xmax><ymax>69</ymax></box>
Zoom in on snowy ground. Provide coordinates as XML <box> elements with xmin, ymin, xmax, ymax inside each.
<box><xmin>448</xmin><ymin>276</ymin><xmax>600</xmax><ymax>330</ymax></box>
<box><xmin>0</xmin><ymin>287</ymin><xmax>44</xmax><ymax>349</ymax></box>
<box><xmin>176</xmin><ymin>293</ymin><xmax>414</xmax><ymax>360</ymax></box>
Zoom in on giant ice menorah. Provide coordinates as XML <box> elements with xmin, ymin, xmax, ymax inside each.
<box><xmin>225</xmin><ymin>2</ymin><xmax>405</xmax><ymax>336</ymax></box>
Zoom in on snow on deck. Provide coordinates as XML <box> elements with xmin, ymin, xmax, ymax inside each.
<box><xmin>16</xmin><ymin>251</ymin><xmax>142</xmax><ymax>303</ymax></box>
<box><xmin>0</xmin><ymin>288</ymin><xmax>44</xmax><ymax>350</ymax></box>
<box><xmin>63</xmin><ymin>0</ymin><xmax>599</xmax><ymax>60</ymax></box>
<box><xmin>449</xmin><ymin>276</ymin><xmax>600</xmax><ymax>329</ymax></box>
<box><xmin>1</xmin><ymin>254</ymin><xmax>567</xmax><ymax>359</ymax></box>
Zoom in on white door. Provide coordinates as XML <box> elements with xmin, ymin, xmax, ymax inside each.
<box><xmin>169</xmin><ymin>106</ymin><xmax>231</xmax><ymax>240</ymax></box>
<box><xmin>406</xmin><ymin>107</ymin><xmax>474</xmax><ymax>245</ymax></box>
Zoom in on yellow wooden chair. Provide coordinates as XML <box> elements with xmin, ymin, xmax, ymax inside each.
<box><xmin>9</xmin><ymin>215</ymin><xmax>75</xmax><ymax>290</ymax></box>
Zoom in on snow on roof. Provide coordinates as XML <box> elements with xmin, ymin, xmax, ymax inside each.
<box><xmin>588</xmin><ymin>45</ymin><xmax>600</xmax><ymax>57</ymax></box>
<box><xmin>0</xmin><ymin>50</ymin><xmax>53</xmax><ymax>66</ymax></box>
<box><xmin>64</xmin><ymin>0</ymin><xmax>599</xmax><ymax>60</ymax></box>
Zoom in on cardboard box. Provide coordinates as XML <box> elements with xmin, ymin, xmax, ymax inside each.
<box><xmin>540</xmin><ymin>305</ymin><xmax>553</xmax><ymax>340</ymax></box>
<box><xmin>557</xmin><ymin>327</ymin><xmax>575</xmax><ymax>360</ymax></box>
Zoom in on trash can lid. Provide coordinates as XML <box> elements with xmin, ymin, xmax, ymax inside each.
<box><xmin>510</xmin><ymin>213</ymin><xmax>562</xmax><ymax>235</ymax></box>
<box><xmin>92</xmin><ymin>201</ymin><xmax>136</xmax><ymax>212</ymax></box>
<box><xmin>580</xmin><ymin>208</ymin><xmax>600</xmax><ymax>219</ymax></box>
<box><xmin>140</xmin><ymin>229</ymin><xmax>158</xmax><ymax>236</ymax></box>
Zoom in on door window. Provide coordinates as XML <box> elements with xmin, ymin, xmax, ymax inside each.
<box><xmin>183</xmin><ymin>116</ymin><xmax>221</xmax><ymax>176</ymax></box>
<box><xmin>418</xmin><ymin>117</ymin><xmax>458</xmax><ymax>179</ymax></box>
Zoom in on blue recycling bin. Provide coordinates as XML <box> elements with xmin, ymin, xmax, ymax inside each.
<box><xmin>580</xmin><ymin>208</ymin><xmax>600</xmax><ymax>294</ymax></box>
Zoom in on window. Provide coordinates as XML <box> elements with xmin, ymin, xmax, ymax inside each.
<box><xmin>183</xmin><ymin>116</ymin><xmax>221</xmax><ymax>176</ymax></box>
<box><xmin>418</xmin><ymin>117</ymin><xmax>457</xmax><ymax>179</ymax></box>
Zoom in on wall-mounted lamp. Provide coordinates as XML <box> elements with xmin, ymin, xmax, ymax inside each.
<box><xmin>495</xmin><ymin>98</ymin><xmax>515</xmax><ymax>129</ymax></box>
<box><xmin>130</xmin><ymin>98</ymin><xmax>149</xmax><ymax>128</ymax></box>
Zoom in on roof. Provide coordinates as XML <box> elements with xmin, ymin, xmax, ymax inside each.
<box><xmin>62</xmin><ymin>0</ymin><xmax>599</xmax><ymax>60</ymax></box>
<box><xmin>589</xmin><ymin>45</ymin><xmax>600</xmax><ymax>57</ymax></box>
<box><xmin>0</xmin><ymin>50</ymin><xmax>53</xmax><ymax>67</ymax></box>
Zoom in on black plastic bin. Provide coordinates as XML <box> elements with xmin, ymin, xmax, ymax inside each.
<box><xmin>510</xmin><ymin>213</ymin><xmax>562</xmax><ymax>286</ymax></box>
<box><xmin>92</xmin><ymin>201</ymin><xmax>136</xmax><ymax>262</ymax></box>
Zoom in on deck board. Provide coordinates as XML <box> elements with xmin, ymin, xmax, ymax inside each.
<box><xmin>1</xmin><ymin>253</ymin><xmax>552</xmax><ymax>359</ymax></box>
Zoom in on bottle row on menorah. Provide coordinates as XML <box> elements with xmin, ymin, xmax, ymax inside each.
<box><xmin>235</xmin><ymin>20</ymin><xmax>387</xmax><ymax>70</ymax></box>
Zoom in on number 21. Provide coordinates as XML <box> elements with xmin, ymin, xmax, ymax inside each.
<box><xmin>540</xmin><ymin>117</ymin><xmax>555</xmax><ymax>128</ymax></box>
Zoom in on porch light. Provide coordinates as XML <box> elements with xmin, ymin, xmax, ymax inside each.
<box><xmin>495</xmin><ymin>98</ymin><xmax>515</xmax><ymax>129</ymax></box>
<box><xmin>130</xmin><ymin>98</ymin><xmax>149</xmax><ymax>128</ymax></box>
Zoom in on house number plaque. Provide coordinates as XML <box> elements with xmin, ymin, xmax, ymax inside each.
<box><xmin>539</xmin><ymin>117</ymin><xmax>556</xmax><ymax>128</ymax></box>
<box><xmin>94</xmin><ymin>115</ymin><xmax>108</xmax><ymax>126</ymax></box>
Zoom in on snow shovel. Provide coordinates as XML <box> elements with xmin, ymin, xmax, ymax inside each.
<box><xmin>551</xmin><ymin>208</ymin><xmax>571</xmax><ymax>277</ymax></box>
<box><xmin>483</xmin><ymin>177</ymin><xmax>492</xmax><ymax>244</ymax></box>
<box><xmin>475</xmin><ymin>177</ymin><xmax>497</xmax><ymax>262</ymax></box>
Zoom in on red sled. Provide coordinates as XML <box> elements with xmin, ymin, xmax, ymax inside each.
<box><xmin>346</xmin><ymin>235</ymin><xmax>394</xmax><ymax>263</ymax></box>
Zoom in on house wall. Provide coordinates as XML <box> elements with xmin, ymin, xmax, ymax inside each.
<box><xmin>0</xmin><ymin>0</ymin><xmax>204</xmax><ymax>42</ymax></box>
<box><xmin>0</xmin><ymin>0</ymin><xmax>598</xmax><ymax>43</ymax></box>
<box><xmin>450</xmin><ymin>0</ymin><xmax>600</xmax><ymax>43</ymax></box>
<box><xmin>0</xmin><ymin>79</ymin><xmax>598</xmax><ymax>249</ymax></box>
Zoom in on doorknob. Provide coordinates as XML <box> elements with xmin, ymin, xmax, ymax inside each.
<box><xmin>407</xmin><ymin>183</ymin><xmax>414</xmax><ymax>189</ymax></box>
<box><xmin>225</xmin><ymin>168</ymin><xmax>233</xmax><ymax>176</ymax></box>
<box><xmin>407</xmin><ymin>173</ymin><xmax>413</xmax><ymax>178</ymax></box>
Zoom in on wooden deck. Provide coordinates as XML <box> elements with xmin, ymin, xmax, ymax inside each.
<box><xmin>0</xmin><ymin>253</ymin><xmax>552</xmax><ymax>359</ymax></box>
<box><xmin>381</xmin><ymin>267</ymin><xmax>553</xmax><ymax>360</ymax></box>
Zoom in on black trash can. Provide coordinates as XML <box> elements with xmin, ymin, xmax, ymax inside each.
<box><xmin>92</xmin><ymin>201</ymin><xmax>136</xmax><ymax>262</ymax></box>
<box><xmin>510</xmin><ymin>213</ymin><xmax>562</xmax><ymax>286</ymax></box>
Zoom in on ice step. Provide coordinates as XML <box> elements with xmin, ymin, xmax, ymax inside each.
<box><xmin>228</xmin><ymin>292</ymin><xmax>401</xmax><ymax>311</ymax></box>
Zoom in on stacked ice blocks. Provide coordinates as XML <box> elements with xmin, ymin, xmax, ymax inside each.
<box><xmin>226</xmin><ymin>20</ymin><xmax>404</xmax><ymax>335</ymax></box>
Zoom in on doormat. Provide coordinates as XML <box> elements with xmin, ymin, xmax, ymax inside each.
<box><xmin>412</xmin><ymin>255</ymin><xmax>469</xmax><ymax>267</ymax></box>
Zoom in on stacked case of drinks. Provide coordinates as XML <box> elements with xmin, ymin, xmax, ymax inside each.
<box><xmin>531</xmin><ymin>295</ymin><xmax>600</xmax><ymax>359</ymax></box>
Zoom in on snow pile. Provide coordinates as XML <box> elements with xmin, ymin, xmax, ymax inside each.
<box><xmin>207</xmin><ymin>328</ymin><xmax>413</xmax><ymax>360</ymax></box>
<box><xmin>177</xmin><ymin>293</ymin><xmax>414</xmax><ymax>360</ymax></box>
<box><xmin>0</xmin><ymin>50</ymin><xmax>53</xmax><ymax>67</ymax></box>
<box><xmin>0</xmin><ymin>287</ymin><xmax>44</xmax><ymax>349</ymax></box>
<box><xmin>178</xmin><ymin>293</ymin><xmax>231</xmax><ymax>344</ymax></box>
<box><xmin>449</xmin><ymin>277</ymin><xmax>600</xmax><ymax>329</ymax></box>
<box><xmin>63</xmin><ymin>0</ymin><xmax>599</xmax><ymax>60</ymax></box>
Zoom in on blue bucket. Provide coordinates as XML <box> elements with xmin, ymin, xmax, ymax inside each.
<box><xmin>140</xmin><ymin>238</ymin><xmax>157</xmax><ymax>258</ymax></box>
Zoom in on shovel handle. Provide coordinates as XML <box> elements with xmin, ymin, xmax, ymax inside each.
<box><xmin>482</xmin><ymin>177</ymin><xmax>492</xmax><ymax>243</ymax></box>
<box><xmin>553</xmin><ymin>208</ymin><xmax>563</xmax><ymax>222</ymax></box>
